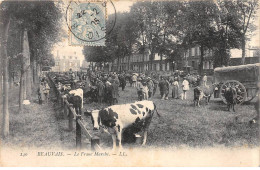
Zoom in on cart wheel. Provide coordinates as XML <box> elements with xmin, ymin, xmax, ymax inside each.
<box><xmin>220</xmin><ymin>80</ymin><xmax>247</xmax><ymax>105</ymax></box>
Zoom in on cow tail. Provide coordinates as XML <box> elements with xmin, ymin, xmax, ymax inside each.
<box><xmin>153</xmin><ymin>103</ymin><xmax>161</xmax><ymax>117</ymax></box>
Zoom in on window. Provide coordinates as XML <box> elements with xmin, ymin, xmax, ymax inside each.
<box><xmin>209</xmin><ymin>61</ymin><xmax>214</xmax><ymax>69</ymax></box>
<box><xmin>191</xmin><ymin>48</ymin><xmax>195</xmax><ymax>56</ymax></box>
<box><xmin>197</xmin><ymin>47</ymin><xmax>201</xmax><ymax>55</ymax></box>
<box><xmin>166</xmin><ymin>63</ymin><xmax>170</xmax><ymax>71</ymax></box>
<box><xmin>63</xmin><ymin>56</ymin><xmax>66</xmax><ymax>59</ymax></box>
<box><xmin>146</xmin><ymin>64</ymin><xmax>149</xmax><ymax>71</ymax></box>
<box><xmin>192</xmin><ymin>61</ymin><xmax>195</xmax><ymax>68</ymax></box>
<box><xmin>56</xmin><ymin>62</ymin><xmax>59</xmax><ymax>66</ymax></box>
<box><xmin>75</xmin><ymin>57</ymin><xmax>77</xmax><ymax>60</ymax></box>
<box><xmin>156</xmin><ymin>63</ymin><xmax>160</xmax><ymax>71</ymax></box>
<box><xmin>70</xmin><ymin>56</ymin><xmax>72</xmax><ymax>59</ymax></box>
<box><xmin>162</xmin><ymin>64</ymin><xmax>165</xmax><ymax>71</ymax></box>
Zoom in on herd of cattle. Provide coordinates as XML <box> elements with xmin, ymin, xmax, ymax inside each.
<box><xmin>48</xmin><ymin>71</ymin><xmax>258</xmax><ymax>150</ymax></box>
<box><xmin>49</xmin><ymin>72</ymin><xmax>161</xmax><ymax>150</ymax></box>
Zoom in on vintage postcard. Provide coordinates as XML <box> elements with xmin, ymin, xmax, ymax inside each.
<box><xmin>0</xmin><ymin>0</ymin><xmax>259</xmax><ymax>167</ymax></box>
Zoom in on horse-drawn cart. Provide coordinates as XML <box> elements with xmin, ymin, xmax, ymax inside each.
<box><xmin>214</xmin><ymin>63</ymin><xmax>260</xmax><ymax>104</ymax></box>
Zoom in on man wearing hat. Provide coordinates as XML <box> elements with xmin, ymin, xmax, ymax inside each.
<box><xmin>97</xmin><ymin>78</ymin><xmax>105</xmax><ymax>104</ymax></box>
<box><xmin>202</xmin><ymin>73</ymin><xmax>207</xmax><ymax>86</ymax></box>
<box><xmin>136</xmin><ymin>77</ymin><xmax>143</xmax><ymax>100</ymax></box>
<box><xmin>132</xmin><ymin>73</ymin><xmax>137</xmax><ymax>87</ymax></box>
<box><xmin>159</xmin><ymin>76</ymin><xmax>169</xmax><ymax>100</ymax></box>
<box><xmin>147</xmin><ymin>77</ymin><xmax>154</xmax><ymax>98</ymax></box>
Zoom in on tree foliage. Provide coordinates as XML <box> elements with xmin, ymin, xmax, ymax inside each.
<box><xmin>83</xmin><ymin>0</ymin><xmax>259</xmax><ymax>71</ymax></box>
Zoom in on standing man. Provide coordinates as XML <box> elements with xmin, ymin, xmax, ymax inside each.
<box><xmin>147</xmin><ymin>77</ymin><xmax>154</xmax><ymax>98</ymax></box>
<box><xmin>159</xmin><ymin>77</ymin><xmax>168</xmax><ymax>100</ymax></box>
<box><xmin>132</xmin><ymin>73</ymin><xmax>137</xmax><ymax>87</ymax></box>
<box><xmin>43</xmin><ymin>81</ymin><xmax>50</xmax><ymax>103</ymax></box>
<box><xmin>97</xmin><ymin>79</ymin><xmax>105</xmax><ymax>104</ymax></box>
<box><xmin>111</xmin><ymin>78</ymin><xmax>119</xmax><ymax>105</ymax></box>
<box><xmin>136</xmin><ymin>77</ymin><xmax>143</xmax><ymax>100</ymax></box>
<box><xmin>202</xmin><ymin>73</ymin><xmax>207</xmax><ymax>86</ymax></box>
<box><xmin>152</xmin><ymin>76</ymin><xmax>159</xmax><ymax>96</ymax></box>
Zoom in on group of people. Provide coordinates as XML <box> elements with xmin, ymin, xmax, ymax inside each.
<box><xmin>52</xmin><ymin>69</ymin><xmax>209</xmax><ymax>106</ymax></box>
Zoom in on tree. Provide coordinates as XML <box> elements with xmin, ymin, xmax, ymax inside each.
<box><xmin>0</xmin><ymin>1</ymin><xmax>63</xmax><ymax>137</ymax></box>
<box><xmin>221</xmin><ymin>0</ymin><xmax>259</xmax><ymax>64</ymax></box>
<box><xmin>179</xmin><ymin>0</ymin><xmax>220</xmax><ymax>74</ymax></box>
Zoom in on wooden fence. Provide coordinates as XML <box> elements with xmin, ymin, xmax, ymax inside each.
<box><xmin>47</xmin><ymin>73</ymin><xmax>102</xmax><ymax>151</ymax></box>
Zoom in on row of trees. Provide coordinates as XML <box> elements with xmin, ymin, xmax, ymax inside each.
<box><xmin>83</xmin><ymin>0</ymin><xmax>259</xmax><ymax>74</ymax></box>
<box><xmin>0</xmin><ymin>1</ymin><xmax>63</xmax><ymax>138</ymax></box>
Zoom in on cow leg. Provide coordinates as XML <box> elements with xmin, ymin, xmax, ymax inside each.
<box><xmin>117</xmin><ymin>130</ymin><xmax>123</xmax><ymax>149</ymax></box>
<box><xmin>142</xmin><ymin>117</ymin><xmax>152</xmax><ymax>146</ymax></box>
<box><xmin>111</xmin><ymin>134</ymin><xmax>117</xmax><ymax>153</ymax></box>
<box><xmin>79</xmin><ymin>107</ymin><xmax>82</xmax><ymax>115</ymax></box>
<box><xmin>198</xmin><ymin>101</ymin><xmax>200</xmax><ymax>107</ymax></box>
<box><xmin>142</xmin><ymin>130</ymin><xmax>148</xmax><ymax>145</ymax></box>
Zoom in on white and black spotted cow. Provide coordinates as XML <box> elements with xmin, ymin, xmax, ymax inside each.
<box><xmin>85</xmin><ymin>100</ymin><xmax>159</xmax><ymax>151</ymax></box>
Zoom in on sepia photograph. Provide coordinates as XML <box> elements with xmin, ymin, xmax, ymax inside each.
<box><xmin>0</xmin><ymin>0</ymin><xmax>259</xmax><ymax>167</ymax></box>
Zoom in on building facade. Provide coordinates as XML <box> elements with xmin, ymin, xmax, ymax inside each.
<box><xmin>111</xmin><ymin>46</ymin><xmax>214</xmax><ymax>74</ymax></box>
<box><xmin>112</xmin><ymin>52</ymin><xmax>173</xmax><ymax>73</ymax></box>
<box><xmin>111</xmin><ymin>46</ymin><xmax>260</xmax><ymax>74</ymax></box>
<box><xmin>51</xmin><ymin>50</ymin><xmax>81</xmax><ymax>72</ymax></box>
<box><xmin>183</xmin><ymin>45</ymin><xmax>214</xmax><ymax>74</ymax></box>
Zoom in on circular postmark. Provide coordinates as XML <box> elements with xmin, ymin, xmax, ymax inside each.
<box><xmin>65</xmin><ymin>0</ymin><xmax>117</xmax><ymax>43</ymax></box>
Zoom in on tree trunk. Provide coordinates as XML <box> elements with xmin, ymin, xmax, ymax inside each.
<box><xmin>160</xmin><ymin>53</ymin><xmax>162</xmax><ymax>71</ymax></box>
<box><xmin>33</xmin><ymin>59</ymin><xmax>37</xmax><ymax>84</ymax></box>
<box><xmin>23</xmin><ymin>30</ymin><xmax>31</xmax><ymax>101</ymax></box>
<box><xmin>0</xmin><ymin>43</ymin><xmax>3</xmax><ymax>134</ymax></box>
<box><xmin>19</xmin><ymin>70</ymin><xmax>25</xmax><ymax>114</ymax></box>
<box><xmin>150</xmin><ymin>51</ymin><xmax>154</xmax><ymax>71</ymax></box>
<box><xmin>2</xmin><ymin>16</ymin><xmax>11</xmax><ymax>138</ymax></box>
<box><xmin>199</xmin><ymin>45</ymin><xmax>204</xmax><ymax>75</ymax></box>
<box><xmin>117</xmin><ymin>54</ymin><xmax>120</xmax><ymax>72</ymax></box>
<box><xmin>127</xmin><ymin>54</ymin><xmax>131</xmax><ymax>70</ymax></box>
<box><xmin>241</xmin><ymin>35</ymin><xmax>246</xmax><ymax>65</ymax></box>
<box><xmin>8</xmin><ymin>58</ymin><xmax>13</xmax><ymax>89</ymax></box>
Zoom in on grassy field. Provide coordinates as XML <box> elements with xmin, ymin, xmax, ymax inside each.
<box><xmin>2</xmin><ymin>82</ymin><xmax>259</xmax><ymax>150</ymax></box>
<box><xmin>83</xmin><ymin>84</ymin><xmax>259</xmax><ymax>149</ymax></box>
<box><xmin>1</xmin><ymin>85</ymin><xmax>77</xmax><ymax>150</ymax></box>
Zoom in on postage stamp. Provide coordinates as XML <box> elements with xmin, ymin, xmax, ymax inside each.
<box><xmin>68</xmin><ymin>1</ymin><xmax>106</xmax><ymax>46</ymax></box>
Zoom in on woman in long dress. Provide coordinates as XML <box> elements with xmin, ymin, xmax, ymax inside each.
<box><xmin>172</xmin><ymin>77</ymin><xmax>179</xmax><ymax>99</ymax></box>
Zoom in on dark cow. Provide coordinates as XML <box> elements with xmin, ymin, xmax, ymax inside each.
<box><xmin>85</xmin><ymin>100</ymin><xmax>159</xmax><ymax>152</ymax></box>
<box><xmin>194</xmin><ymin>86</ymin><xmax>204</xmax><ymax>107</ymax></box>
<box><xmin>64</xmin><ymin>88</ymin><xmax>84</xmax><ymax>115</ymax></box>
<box><xmin>83</xmin><ymin>87</ymin><xmax>98</xmax><ymax>103</ymax></box>
<box><xmin>67</xmin><ymin>95</ymin><xmax>82</xmax><ymax>115</ymax></box>
<box><xmin>224</xmin><ymin>87</ymin><xmax>237</xmax><ymax>112</ymax></box>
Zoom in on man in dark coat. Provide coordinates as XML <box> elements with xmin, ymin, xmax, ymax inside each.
<box><xmin>111</xmin><ymin>79</ymin><xmax>119</xmax><ymax>105</ymax></box>
<box><xmin>97</xmin><ymin>79</ymin><xmax>105</xmax><ymax>104</ymax></box>
<box><xmin>119</xmin><ymin>74</ymin><xmax>126</xmax><ymax>91</ymax></box>
<box><xmin>152</xmin><ymin>77</ymin><xmax>159</xmax><ymax>96</ymax></box>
